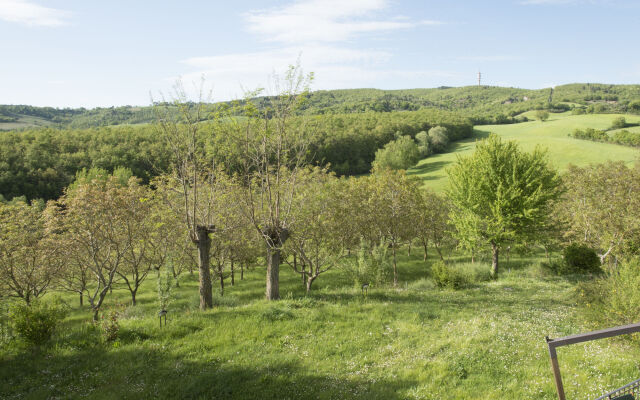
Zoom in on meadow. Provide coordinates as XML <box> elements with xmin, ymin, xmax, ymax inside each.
<box><xmin>1</xmin><ymin>249</ymin><xmax>639</xmax><ymax>400</ymax></box>
<box><xmin>408</xmin><ymin>112</ymin><xmax>640</xmax><ymax>191</ymax></box>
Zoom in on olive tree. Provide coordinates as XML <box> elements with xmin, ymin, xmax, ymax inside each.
<box><xmin>447</xmin><ymin>134</ymin><xmax>561</xmax><ymax>278</ymax></box>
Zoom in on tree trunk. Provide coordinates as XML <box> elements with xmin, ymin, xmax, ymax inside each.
<box><xmin>241</xmin><ymin>263</ymin><xmax>244</xmax><ymax>280</ymax></box>
<box><xmin>131</xmin><ymin>289</ymin><xmax>137</xmax><ymax>306</ymax></box>
<box><xmin>505</xmin><ymin>246</ymin><xmax>511</xmax><ymax>264</ymax></box>
<box><xmin>93</xmin><ymin>308</ymin><xmax>99</xmax><ymax>322</ymax></box>
<box><xmin>196</xmin><ymin>225</ymin><xmax>213</xmax><ymax>310</ymax></box>
<box><xmin>392</xmin><ymin>245</ymin><xmax>398</xmax><ymax>287</ymax></box>
<box><xmin>79</xmin><ymin>292</ymin><xmax>83</xmax><ymax>307</ymax></box>
<box><xmin>471</xmin><ymin>248</ymin><xmax>475</xmax><ymax>264</ymax></box>
<box><xmin>435</xmin><ymin>244</ymin><xmax>445</xmax><ymax>262</ymax></box>
<box><xmin>491</xmin><ymin>242</ymin><xmax>499</xmax><ymax>279</ymax></box>
<box><xmin>423</xmin><ymin>243</ymin><xmax>428</xmax><ymax>262</ymax></box>
<box><xmin>407</xmin><ymin>242</ymin><xmax>412</xmax><ymax>256</ymax></box>
<box><xmin>231</xmin><ymin>260</ymin><xmax>235</xmax><ymax>286</ymax></box>
<box><xmin>219</xmin><ymin>273</ymin><xmax>224</xmax><ymax>297</ymax></box>
<box><xmin>306</xmin><ymin>276</ymin><xmax>315</xmax><ymax>293</ymax></box>
<box><xmin>266</xmin><ymin>247</ymin><xmax>281</xmax><ymax>300</ymax></box>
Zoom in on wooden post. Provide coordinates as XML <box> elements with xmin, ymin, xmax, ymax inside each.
<box><xmin>546</xmin><ymin>337</ymin><xmax>566</xmax><ymax>400</ymax></box>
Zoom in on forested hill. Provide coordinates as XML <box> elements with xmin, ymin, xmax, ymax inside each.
<box><xmin>2</xmin><ymin>83</ymin><xmax>640</xmax><ymax>130</ymax></box>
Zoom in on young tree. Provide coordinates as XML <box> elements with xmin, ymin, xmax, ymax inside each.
<box><xmin>50</xmin><ymin>175</ymin><xmax>135</xmax><ymax>320</ymax></box>
<box><xmin>415</xmin><ymin>190</ymin><xmax>452</xmax><ymax>262</ymax></box>
<box><xmin>447</xmin><ymin>135</ymin><xmax>561</xmax><ymax>278</ymax></box>
<box><xmin>366</xmin><ymin>169</ymin><xmax>422</xmax><ymax>286</ymax></box>
<box><xmin>0</xmin><ymin>201</ymin><xmax>62</xmax><ymax>304</ymax></box>
<box><xmin>284</xmin><ymin>168</ymin><xmax>347</xmax><ymax>292</ymax></box>
<box><xmin>237</xmin><ymin>65</ymin><xmax>313</xmax><ymax>300</ymax></box>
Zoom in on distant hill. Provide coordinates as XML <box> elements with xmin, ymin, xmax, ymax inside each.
<box><xmin>2</xmin><ymin>83</ymin><xmax>639</xmax><ymax>130</ymax></box>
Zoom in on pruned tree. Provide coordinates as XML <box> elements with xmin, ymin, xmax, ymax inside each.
<box><xmin>153</xmin><ymin>81</ymin><xmax>227</xmax><ymax>309</ymax></box>
<box><xmin>447</xmin><ymin>134</ymin><xmax>561</xmax><ymax>278</ymax></box>
<box><xmin>237</xmin><ymin>64</ymin><xmax>314</xmax><ymax>300</ymax></box>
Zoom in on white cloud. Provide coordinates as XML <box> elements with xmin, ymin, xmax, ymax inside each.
<box><xmin>244</xmin><ymin>0</ymin><xmax>441</xmax><ymax>43</ymax></box>
<box><xmin>178</xmin><ymin>46</ymin><xmax>456</xmax><ymax>100</ymax></box>
<box><xmin>174</xmin><ymin>0</ymin><xmax>446</xmax><ymax>99</ymax></box>
<box><xmin>0</xmin><ymin>0</ymin><xmax>69</xmax><ymax>27</ymax></box>
<box><xmin>457</xmin><ymin>55</ymin><xmax>522</xmax><ymax>62</ymax></box>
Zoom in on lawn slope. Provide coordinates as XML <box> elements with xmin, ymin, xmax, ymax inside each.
<box><xmin>408</xmin><ymin>113</ymin><xmax>640</xmax><ymax>192</ymax></box>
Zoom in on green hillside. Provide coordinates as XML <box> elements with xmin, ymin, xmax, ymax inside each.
<box><xmin>408</xmin><ymin>113</ymin><xmax>640</xmax><ymax>192</ymax></box>
<box><xmin>2</xmin><ymin>83</ymin><xmax>639</xmax><ymax>130</ymax></box>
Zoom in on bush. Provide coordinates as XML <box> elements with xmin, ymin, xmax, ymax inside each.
<box><xmin>100</xmin><ymin>308</ymin><xmax>121</xmax><ymax>342</ymax></box>
<box><xmin>577</xmin><ymin>258</ymin><xmax>640</xmax><ymax>326</ymax></box>
<box><xmin>431</xmin><ymin>261</ymin><xmax>468</xmax><ymax>289</ymax></box>
<box><xmin>563</xmin><ymin>244</ymin><xmax>601</xmax><ymax>274</ymax></box>
<box><xmin>611</xmin><ymin>116</ymin><xmax>626</xmax><ymax>130</ymax></box>
<box><xmin>535</xmin><ymin>110</ymin><xmax>550</xmax><ymax>121</ymax></box>
<box><xmin>342</xmin><ymin>241</ymin><xmax>392</xmax><ymax>287</ymax></box>
<box><xmin>9</xmin><ymin>300</ymin><xmax>67</xmax><ymax>346</ymax></box>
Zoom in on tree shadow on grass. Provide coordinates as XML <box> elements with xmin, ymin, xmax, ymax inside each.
<box><xmin>0</xmin><ymin>347</ymin><xmax>416</xmax><ymax>400</ymax></box>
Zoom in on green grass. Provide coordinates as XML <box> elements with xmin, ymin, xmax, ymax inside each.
<box><xmin>0</xmin><ymin>114</ymin><xmax>53</xmax><ymax>131</ymax></box>
<box><xmin>2</xmin><ymin>250</ymin><xmax>640</xmax><ymax>399</ymax></box>
<box><xmin>408</xmin><ymin>113</ymin><xmax>640</xmax><ymax>191</ymax></box>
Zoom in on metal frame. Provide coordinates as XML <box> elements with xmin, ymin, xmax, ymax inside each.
<box><xmin>545</xmin><ymin>322</ymin><xmax>640</xmax><ymax>400</ymax></box>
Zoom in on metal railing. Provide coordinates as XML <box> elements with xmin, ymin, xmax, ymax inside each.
<box><xmin>546</xmin><ymin>322</ymin><xmax>640</xmax><ymax>400</ymax></box>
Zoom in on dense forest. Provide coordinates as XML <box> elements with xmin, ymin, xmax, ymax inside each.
<box><xmin>0</xmin><ymin>108</ymin><xmax>472</xmax><ymax>201</ymax></box>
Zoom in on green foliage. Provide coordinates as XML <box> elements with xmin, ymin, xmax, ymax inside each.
<box><xmin>535</xmin><ymin>110</ymin><xmax>550</xmax><ymax>121</ymax></box>
<box><xmin>431</xmin><ymin>261</ymin><xmax>468</xmax><ymax>289</ymax></box>
<box><xmin>571</xmin><ymin>127</ymin><xmax>609</xmax><ymax>142</ymax></box>
<box><xmin>372</xmin><ymin>135</ymin><xmax>420</xmax><ymax>171</ymax></box>
<box><xmin>157</xmin><ymin>262</ymin><xmax>176</xmax><ymax>312</ymax></box>
<box><xmin>611</xmin><ymin>116</ymin><xmax>627</xmax><ymax>129</ymax></box>
<box><xmin>100</xmin><ymin>308</ymin><xmax>121</xmax><ymax>343</ymax></box>
<box><xmin>578</xmin><ymin>258</ymin><xmax>640</xmax><ymax>326</ymax></box>
<box><xmin>562</xmin><ymin>244</ymin><xmax>601</xmax><ymax>274</ymax></box>
<box><xmin>342</xmin><ymin>241</ymin><xmax>392</xmax><ymax>286</ymax></box>
<box><xmin>611</xmin><ymin>130</ymin><xmax>640</xmax><ymax>147</ymax></box>
<box><xmin>447</xmin><ymin>135</ymin><xmax>562</xmax><ymax>277</ymax></box>
<box><xmin>9</xmin><ymin>300</ymin><xmax>67</xmax><ymax>346</ymax></box>
<box><xmin>427</xmin><ymin>126</ymin><xmax>449</xmax><ymax>152</ymax></box>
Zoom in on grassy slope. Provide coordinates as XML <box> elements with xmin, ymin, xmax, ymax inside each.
<box><xmin>408</xmin><ymin>113</ymin><xmax>640</xmax><ymax>192</ymax></box>
<box><xmin>1</xmin><ymin>251</ymin><xmax>640</xmax><ymax>399</ymax></box>
<box><xmin>0</xmin><ymin>115</ymin><xmax>53</xmax><ymax>131</ymax></box>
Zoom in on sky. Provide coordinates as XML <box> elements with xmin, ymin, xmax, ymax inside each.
<box><xmin>0</xmin><ymin>0</ymin><xmax>639</xmax><ymax>108</ymax></box>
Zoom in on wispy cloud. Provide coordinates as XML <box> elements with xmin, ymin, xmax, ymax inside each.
<box><xmin>176</xmin><ymin>0</ymin><xmax>445</xmax><ymax>99</ymax></box>
<box><xmin>245</xmin><ymin>0</ymin><xmax>442</xmax><ymax>43</ymax></box>
<box><xmin>0</xmin><ymin>0</ymin><xmax>70</xmax><ymax>27</ymax></box>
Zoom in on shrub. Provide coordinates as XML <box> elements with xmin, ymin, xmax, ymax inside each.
<box><xmin>535</xmin><ymin>110</ymin><xmax>550</xmax><ymax>122</ymax></box>
<box><xmin>431</xmin><ymin>261</ymin><xmax>468</xmax><ymax>289</ymax></box>
<box><xmin>577</xmin><ymin>258</ymin><xmax>640</xmax><ymax>326</ymax></box>
<box><xmin>342</xmin><ymin>241</ymin><xmax>392</xmax><ymax>287</ymax></box>
<box><xmin>9</xmin><ymin>300</ymin><xmax>67</xmax><ymax>346</ymax></box>
<box><xmin>100</xmin><ymin>308</ymin><xmax>121</xmax><ymax>342</ymax></box>
<box><xmin>563</xmin><ymin>244</ymin><xmax>601</xmax><ymax>274</ymax></box>
<box><xmin>611</xmin><ymin>116</ymin><xmax>626</xmax><ymax>130</ymax></box>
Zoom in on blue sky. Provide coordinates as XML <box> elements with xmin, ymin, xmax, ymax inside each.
<box><xmin>0</xmin><ymin>0</ymin><xmax>638</xmax><ymax>107</ymax></box>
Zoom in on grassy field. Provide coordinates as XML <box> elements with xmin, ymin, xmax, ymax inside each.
<box><xmin>0</xmin><ymin>114</ymin><xmax>53</xmax><ymax>131</ymax></box>
<box><xmin>1</xmin><ymin>250</ymin><xmax>640</xmax><ymax>399</ymax></box>
<box><xmin>408</xmin><ymin>113</ymin><xmax>640</xmax><ymax>192</ymax></box>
